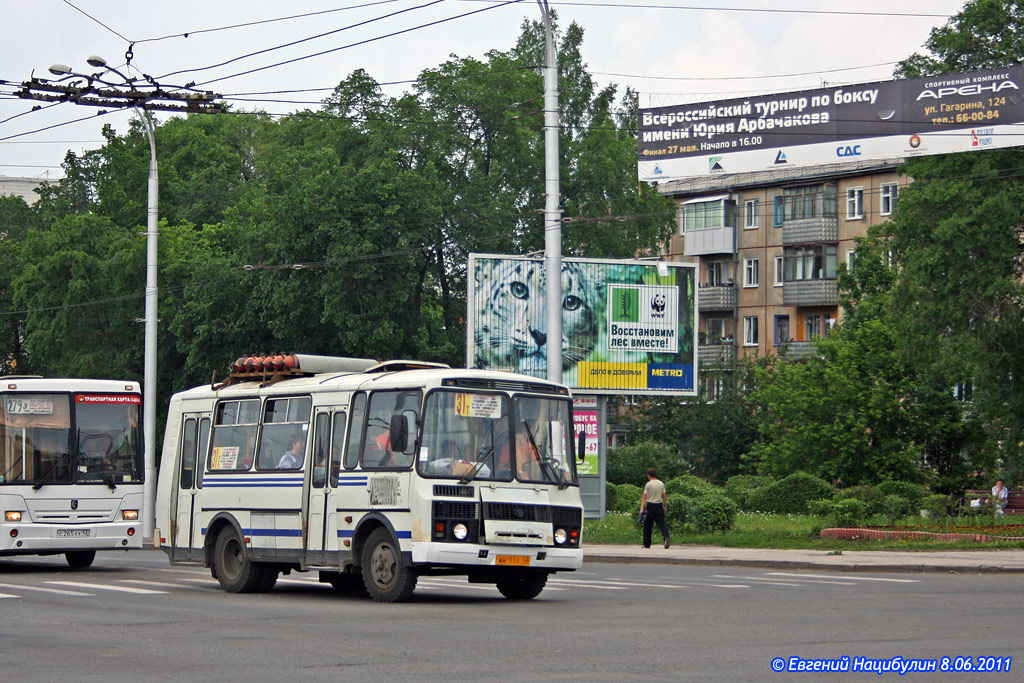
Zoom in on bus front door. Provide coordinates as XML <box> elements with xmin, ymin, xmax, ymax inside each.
<box><xmin>305</xmin><ymin>408</ymin><xmax>345</xmax><ymax>567</ymax></box>
<box><xmin>173</xmin><ymin>413</ymin><xmax>209</xmax><ymax>562</ymax></box>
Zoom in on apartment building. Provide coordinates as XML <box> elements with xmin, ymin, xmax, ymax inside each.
<box><xmin>656</xmin><ymin>158</ymin><xmax>908</xmax><ymax>395</ymax></box>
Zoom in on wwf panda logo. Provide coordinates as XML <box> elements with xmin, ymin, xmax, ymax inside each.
<box><xmin>651</xmin><ymin>294</ymin><xmax>666</xmax><ymax>314</ymax></box>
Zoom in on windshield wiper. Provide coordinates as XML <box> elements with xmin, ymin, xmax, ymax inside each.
<box><xmin>84</xmin><ymin>459</ymin><xmax>117</xmax><ymax>491</ymax></box>
<box><xmin>523</xmin><ymin>422</ymin><xmax>568</xmax><ymax>490</ymax></box>
<box><xmin>458</xmin><ymin>444</ymin><xmax>495</xmax><ymax>485</ymax></box>
<box><xmin>33</xmin><ymin>451</ymin><xmax>71</xmax><ymax>490</ymax></box>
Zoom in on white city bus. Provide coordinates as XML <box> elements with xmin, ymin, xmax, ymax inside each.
<box><xmin>155</xmin><ymin>354</ymin><xmax>585</xmax><ymax>602</ymax></box>
<box><xmin>1</xmin><ymin>377</ymin><xmax>144</xmax><ymax>568</ymax></box>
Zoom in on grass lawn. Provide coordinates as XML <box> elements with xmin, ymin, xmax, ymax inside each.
<box><xmin>583</xmin><ymin>512</ymin><xmax>1024</xmax><ymax>551</ymax></box>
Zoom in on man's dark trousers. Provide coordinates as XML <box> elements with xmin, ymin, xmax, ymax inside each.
<box><xmin>642</xmin><ymin>502</ymin><xmax>669</xmax><ymax>548</ymax></box>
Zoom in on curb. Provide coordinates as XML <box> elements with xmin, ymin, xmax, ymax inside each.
<box><xmin>582</xmin><ymin>554</ymin><xmax>1024</xmax><ymax>574</ymax></box>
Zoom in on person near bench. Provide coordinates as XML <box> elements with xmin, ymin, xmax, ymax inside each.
<box><xmin>992</xmin><ymin>480</ymin><xmax>1009</xmax><ymax>516</ymax></box>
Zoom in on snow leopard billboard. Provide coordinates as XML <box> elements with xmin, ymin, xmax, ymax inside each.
<box><xmin>638</xmin><ymin>65</ymin><xmax>1024</xmax><ymax>182</ymax></box>
<box><xmin>467</xmin><ymin>255</ymin><xmax>697</xmax><ymax>395</ymax></box>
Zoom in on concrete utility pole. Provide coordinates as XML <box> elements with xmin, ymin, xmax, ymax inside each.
<box><xmin>17</xmin><ymin>58</ymin><xmax>221</xmax><ymax>546</ymax></box>
<box><xmin>538</xmin><ymin>0</ymin><xmax>563</xmax><ymax>384</ymax></box>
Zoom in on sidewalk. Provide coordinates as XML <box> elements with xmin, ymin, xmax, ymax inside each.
<box><xmin>582</xmin><ymin>543</ymin><xmax>1024</xmax><ymax>573</ymax></box>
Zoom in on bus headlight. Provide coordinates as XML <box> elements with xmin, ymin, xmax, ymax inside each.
<box><xmin>5</xmin><ymin>511</ymin><xmax>21</xmax><ymax>522</ymax></box>
<box><xmin>554</xmin><ymin>528</ymin><xmax>567</xmax><ymax>545</ymax></box>
<box><xmin>121</xmin><ymin>510</ymin><xmax>139</xmax><ymax>521</ymax></box>
<box><xmin>452</xmin><ymin>523</ymin><xmax>468</xmax><ymax>541</ymax></box>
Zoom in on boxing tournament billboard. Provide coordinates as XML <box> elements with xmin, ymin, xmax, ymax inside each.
<box><xmin>467</xmin><ymin>255</ymin><xmax>697</xmax><ymax>396</ymax></box>
<box><xmin>639</xmin><ymin>65</ymin><xmax>1024</xmax><ymax>182</ymax></box>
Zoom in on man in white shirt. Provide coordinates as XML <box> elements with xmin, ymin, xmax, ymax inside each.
<box><xmin>991</xmin><ymin>480</ymin><xmax>1009</xmax><ymax>515</ymax></box>
<box><xmin>639</xmin><ymin>468</ymin><xmax>670</xmax><ymax>549</ymax></box>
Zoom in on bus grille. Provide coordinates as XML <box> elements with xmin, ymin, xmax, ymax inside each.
<box><xmin>483</xmin><ymin>503</ymin><xmax>552</xmax><ymax>523</ymax></box>
<box><xmin>433</xmin><ymin>501</ymin><xmax>478</xmax><ymax>519</ymax></box>
<box><xmin>552</xmin><ymin>506</ymin><xmax>583</xmax><ymax>526</ymax></box>
<box><xmin>433</xmin><ymin>484</ymin><xmax>475</xmax><ymax>498</ymax></box>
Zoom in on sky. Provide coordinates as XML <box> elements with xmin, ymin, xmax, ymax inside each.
<box><xmin>0</xmin><ymin>0</ymin><xmax>968</xmax><ymax>180</ymax></box>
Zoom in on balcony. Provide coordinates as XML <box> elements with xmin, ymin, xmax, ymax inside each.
<box><xmin>783</xmin><ymin>279</ymin><xmax>838</xmax><ymax>306</ymax></box>
<box><xmin>779</xmin><ymin>341</ymin><xmax>818</xmax><ymax>361</ymax></box>
<box><xmin>782</xmin><ymin>216</ymin><xmax>838</xmax><ymax>245</ymax></box>
<box><xmin>698</xmin><ymin>342</ymin><xmax>735</xmax><ymax>366</ymax></box>
<box><xmin>683</xmin><ymin>225</ymin><xmax>735</xmax><ymax>256</ymax></box>
<box><xmin>698</xmin><ymin>284</ymin><xmax>736</xmax><ymax>312</ymax></box>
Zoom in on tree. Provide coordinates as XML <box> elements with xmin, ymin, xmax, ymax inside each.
<box><xmin>889</xmin><ymin>0</ymin><xmax>1024</xmax><ymax>485</ymax></box>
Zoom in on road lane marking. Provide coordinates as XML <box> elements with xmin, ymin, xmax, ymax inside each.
<box><xmin>766</xmin><ymin>572</ymin><xmax>919</xmax><ymax>583</ymax></box>
<box><xmin>46</xmin><ymin>581</ymin><xmax>166</xmax><ymax>594</ymax></box>
<box><xmin>600</xmin><ymin>577</ymin><xmax>750</xmax><ymax>589</ymax></box>
<box><xmin>713</xmin><ymin>574</ymin><xmax>855</xmax><ymax>586</ymax></box>
<box><xmin>0</xmin><ymin>592</ymin><xmax>17</xmax><ymax>598</ymax></box>
<box><xmin>0</xmin><ymin>581</ymin><xmax>93</xmax><ymax>596</ymax></box>
<box><xmin>118</xmin><ymin>579</ymin><xmax>191</xmax><ymax>589</ymax></box>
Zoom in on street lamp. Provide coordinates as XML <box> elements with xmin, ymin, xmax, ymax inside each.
<box><xmin>46</xmin><ymin>56</ymin><xmax>159</xmax><ymax>545</ymax></box>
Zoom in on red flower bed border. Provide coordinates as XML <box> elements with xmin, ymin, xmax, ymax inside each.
<box><xmin>821</xmin><ymin>526</ymin><xmax>1024</xmax><ymax>543</ymax></box>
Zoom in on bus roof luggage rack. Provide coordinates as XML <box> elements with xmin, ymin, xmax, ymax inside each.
<box><xmin>215</xmin><ymin>354</ymin><xmax>378</xmax><ymax>389</ymax></box>
<box><xmin>364</xmin><ymin>360</ymin><xmax>451</xmax><ymax>373</ymax></box>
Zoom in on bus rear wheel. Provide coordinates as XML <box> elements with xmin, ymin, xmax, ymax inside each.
<box><xmin>361</xmin><ymin>528</ymin><xmax>417</xmax><ymax>602</ymax></box>
<box><xmin>65</xmin><ymin>550</ymin><xmax>96</xmax><ymax>569</ymax></box>
<box><xmin>496</xmin><ymin>571</ymin><xmax>547</xmax><ymax>600</ymax></box>
<box><xmin>214</xmin><ymin>529</ymin><xmax>272</xmax><ymax>593</ymax></box>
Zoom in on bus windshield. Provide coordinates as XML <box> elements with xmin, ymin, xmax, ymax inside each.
<box><xmin>418</xmin><ymin>390</ymin><xmax>576</xmax><ymax>486</ymax></box>
<box><xmin>0</xmin><ymin>392</ymin><xmax>142</xmax><ymax>485</ymax></box>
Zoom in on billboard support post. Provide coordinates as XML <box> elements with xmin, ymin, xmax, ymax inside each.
<box><xmin>539</xmin><ymin>0</ymin><xmax>562</xmax><ymax>384</ymax></box>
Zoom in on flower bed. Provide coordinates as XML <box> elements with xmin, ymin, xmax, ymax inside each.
<box><xmin>821</xmin><ymin>524</ymin><xmax>1024</xmax><ymax>543</ymax></box>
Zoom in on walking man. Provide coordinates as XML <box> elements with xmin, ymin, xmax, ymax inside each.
<box><xmin>640</xmin><ymin>468</ymin><xmax>670</xmax><ymax>549</ymax></box>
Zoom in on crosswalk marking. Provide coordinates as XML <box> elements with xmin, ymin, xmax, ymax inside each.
<box><xmin>46</xmin><ymin>581</ymin><xmax>167</xmax><ymax>595</ymax></box>
<box><xmin>766</xmin><ymin>572</ymin><xmax>919</xmax><ymax>583</ymax></box>
<box><xmin>0</xmin><ymin>592</ymin><xmax>17</xmax><ymax>599</ymax></box>
<box><xmin>0</xmin><ymin>581</ymin><xmax>93</xmax><ymax>596</ymax></box>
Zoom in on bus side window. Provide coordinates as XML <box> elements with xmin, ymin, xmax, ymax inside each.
<box><xmin>330</xmin><ymin>411</ymin><xmax>346</xmax><ymax>486</ymax></box>
<box><xmin>179</xmin><ymin>418</ymin><xmax>197</xmax><ymax>489</ymax></box>
<box><xmin>257</xmin><ymin>397</ymin><xmax>311</xmax><ymax>470</ymax></box>
<box><xmin>196</xmin><ymin>418</ymin><xmax>210</xmax><ymax>486</ymax></box>
<box><xmin>344</xmin><ymin>393</ymin><xmax>365</xmax><ymax>471</ymax></box>
<box><xmin>209</xmin><ymin>399</ymin><xmax>259</xmax><ymax>471</ymax></box>
<box><xmin>362</xmin><ymin>390</ymin><xmax>420</xmax><ymax>470</ymax></box>
<box><xmin>312</xmin><ymin>413</ymin><xmax>329</xmax><ymax>488</ymax></box>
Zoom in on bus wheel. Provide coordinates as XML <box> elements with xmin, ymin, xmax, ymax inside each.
<box><xmin>214</xmin><ymin>529</ymin><xmax>267</xmax><ymax>593</ymax></box>
<box><xmin>496</xmin><ymin>571</ymin><xmax>547</xmax><ymax>600</ymax></box>
<box><xmin>65</xmin><ymin>550</ymin><xmax>96</xmax><ymax>569</ymax></box>
<box><xmin>325</xmin><ymin>571</ymin><xmax>367</xmax><ymax>595</ymax></box>
<box><xmin>361</xmin><ymin>528</ymin><xmax>417</xmax><ymax>602</ymax></box>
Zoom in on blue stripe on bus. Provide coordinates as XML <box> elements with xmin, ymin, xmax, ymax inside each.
<box><xmin>337</xmin><ymin>530</ymin><xmax>411</xmax><ymax>539</ymax></box>
<box><xmin>203</xmin><ymin>477</ymin><xmax>303</xmax><ymax>483</ymax></box>
<box><xmin>202</xmin><ymin>482</ymin><xmax>303</xmax><ymax>488</ymax></box>
<box><xmin>199</xmin><ymin>527</ymin><xmax>302</xmax><ymax>537</ymax></box>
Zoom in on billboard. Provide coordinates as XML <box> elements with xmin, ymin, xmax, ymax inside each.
<box><xmin>467</xmin><ymin>255</ymin><xmax>697</xmax><ymax>395</ymax></box>
<box><xmin>638</xmin><ymin>65</ymin><xmax>1024</xmax><ymax>182</ymax></box>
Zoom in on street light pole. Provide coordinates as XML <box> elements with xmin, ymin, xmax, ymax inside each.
<box><xmin>140</xmin><ymin>109</ymin><xmax>158</xmax><ymax>546</ymax></box>
<box><xmin>538</xmin><ymin>0</ymin><xmax>562</xmax><ymax>385</ymax></box>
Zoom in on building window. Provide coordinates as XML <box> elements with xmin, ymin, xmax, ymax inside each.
<box><xmin>743</xmin><ymin>258</ymin><xmax>759</xmax><ymax>287</ymax></box>
<box><xmin>773</xmin><ymin>196</ymin><xmax>784</xmax><ymax>227</ymax></box>
<box><xmin>774</xmin><ymin>315</ymin><xmax>791</xmax><ymax>346</ymax></box>
<box><xmin>805</xmin><ymin>314</ymin><xmax>823</xmax><ymax>340</ymax></box>
<box><xmin>706</xmin><ymin>259</ymin><xmax>731</xmax><ymax>286</ymax></box>
<box><xmin>681</xmin><ymin>196</ymin><xmax>735</xmax><ymax>232</ymax></box>
<box><xmin>743</xmin><ymin>316</ymin><xmax>759</xmax><ymax>346</ymax></box>
<box><xmin>846</xmin><ymin>187</ymin><xmax>864</xmax><ymax>220</ymax></box>
<box><xmin>703</xmin><ymin>317</ymin><xmax>732</xmax><ymax>344</ymax></box>
<box><xmin>784</xmin><ymin>184</ymin><xmax>837</xmax><ymax>220</ymax></box>
<box><xmin>846</xmin><ymin>249</ymin><xmax>856</xmax><ymax>270</ymax></box>
<box><xmin>784</xmin><ymin>244</ymin><xmax>837</xmax><ymax>281</ymax></box>
<box><xmin>744</xmin><ymin>199</ymin><xmax>759</xmax><ymax>228</ymax></box>
<box><xmin>880</xmin><ymin>183</ymin><xmax>898</xmax><ymax>216</ymax></box>
<box><xmin>774</xmin><ymin>256</ymin><xmax>784</xmax><ymax>287</ymax></box>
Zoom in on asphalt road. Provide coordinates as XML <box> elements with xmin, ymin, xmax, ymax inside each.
<box><xmin>0</xmin><ymin>550</ymin><xmax>1020</xmax><ymax>682</ymax></box>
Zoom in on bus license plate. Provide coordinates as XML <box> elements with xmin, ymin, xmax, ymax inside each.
<box><xmin>57</xmin><ymin>529</ymin><xmax>91</xmax><ymax>538</ymax></box>
<box><xmin>495</xmin><ymin>555</ymin><xmax>530</xmax><ymax>566</ymax></box>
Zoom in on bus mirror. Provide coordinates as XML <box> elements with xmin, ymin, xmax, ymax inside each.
<box><xmin>577</xmin><ymin>429</ymin><xmax>586</xmax><ymax>463</ymax></box>
<box><xmin>389</xmin><ymin>414</ymin><xmax>409</xmax><ymax>453</ymax></box>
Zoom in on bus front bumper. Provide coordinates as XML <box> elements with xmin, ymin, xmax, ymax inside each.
<box><xmin>1</xmin><ymin>522</ymin><xmax>144</xmax><ymax>553</ymax></box>
<box><xmin>410</xmin><ymin>541</ymin><xmax>583</xmax><ymax>570</ymax></box>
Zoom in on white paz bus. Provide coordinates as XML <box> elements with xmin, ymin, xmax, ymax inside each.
<box><xmin>155</xmin><ymin>355</ymin><xmax>585</xmax><ymax>602</ymax></box>
<box><xmin>1</xmin><ymin>377</ymin><xmax>144</xmax><ymax>568</ymax></box>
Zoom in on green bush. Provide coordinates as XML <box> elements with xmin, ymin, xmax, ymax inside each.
<box><xmin>748</xmin><ymin>472</ymin><xmax>836</xmax><ymax>514</ymax></box>
<box><xmin>807</xmin><ymin>498</ymin><xmax>835</xmax><ymax>518</ymax></box>
<box><xmin>606</xmin><ymin>441</ymin><xmax>683</xmax><ymax>485</ymax></box>
<box><xmin>690</xmin><ymin>494</ymin><xmax>738</xmax><ymax>533</ymax></box>
<box><xmin>666</xmin><ymin>474</ymin><xmax>721</xmax><ymax>499</ymax></box>
<box><xmin>835</xmin><ymin>485</ymin><xmax>886</xmax><ymax>514</ymax></box>
<box><xmin>877</xmin><ymin>480</ymin><xmax>927</xmax><ymax>507</ymax></box>
<box><xmin>665</xmin><ymin>494</ymin><xmax>690</xmax><ymax>533</ymax></box>
<box><xmin>921</xmin><ymin>493</ymin><xmax>950</xmax><ymax>518</ymax></box>
<box><xmin>605</xmin><ymin>482</ymin><xmax>618</xmax><ymax>513</ymax></box>
<box><xmin>724</xmin><ymin>475</ymin><xmax>774</xmax><ymax>510</ymax></box>
<box><xmin>881</xmin><ymin>494</ymin><xmax>913</xmax><ymax>520</ymax></box>
<box><xmin>828</xmin><ymin>498</ymin><xmax>868</xmax><ymax>527</ymax></box>
<box><xmin>613</xmin><ymin>483</ymin><xmax>643</xmax><ymax>514</ymax></box>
